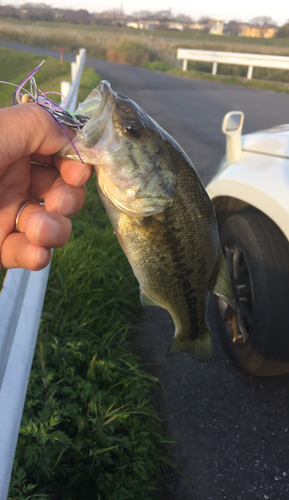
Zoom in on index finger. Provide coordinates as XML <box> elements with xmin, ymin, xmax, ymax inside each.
<box><xmin>53</xmin><ymin>156</ymin><xmax>94</xmax><ymax>187</ymax></box>
<box><xmin>0</xmin><ymin>103</ymin><xmax>78</xmax><ymax>168</ymax></box>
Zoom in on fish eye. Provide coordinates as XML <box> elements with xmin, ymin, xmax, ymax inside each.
<box><xmin>124</xmin><ymin>119</ymin><xmax>143</xmax><ymax>138</ymax></box>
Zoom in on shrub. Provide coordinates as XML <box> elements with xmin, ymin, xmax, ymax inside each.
<box><xmin>107</xmin><ymin>38</ymin><xmax>158</xmax><ymax>66</ymax></box>
<box><xmin>275</xmin><ymin>23</ymin><xmax>289</xmax><ymax>38</ymax></box>
<box><xmin>141</xmin><ymin>60</ymin><xmax>174</xmax><ymax>72</ymax></box>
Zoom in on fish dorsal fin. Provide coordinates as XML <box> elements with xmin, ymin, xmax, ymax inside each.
<box><xmin>208</xmin><ymin>250</ymin><xmax>237</xmax><ymax>311</ymax></box>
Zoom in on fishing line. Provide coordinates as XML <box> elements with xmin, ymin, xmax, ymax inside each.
<box><xmin>0</xmin><ymin>60</ymin><xmax>87</xmax><ymax>164</ymax></box>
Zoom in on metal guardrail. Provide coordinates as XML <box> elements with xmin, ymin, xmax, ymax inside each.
<box><xmin>60</xmin><ymin>48</ymin><xmax>86</xmax><ymax>110</ymax></box>
<box><xmin>0</xmin><ymin>47</ymin><xmax>86</xmax><ymax>500</ymax></box>
<box><xmin>177</xmin><ymin>48</ymin><xmax>289</xmax><ymax>79</ymax></box>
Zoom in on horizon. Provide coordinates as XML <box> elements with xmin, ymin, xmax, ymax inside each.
<box><xmin>1</xmin><ymin>0</ymin><xmax>287</xmax><ymax>27</ymax></box>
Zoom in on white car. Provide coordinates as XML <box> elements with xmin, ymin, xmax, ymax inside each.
<box><xmin>206</xmin><ymin>112</ymin><xmax>289</xmax><ymax>376</ymax></box>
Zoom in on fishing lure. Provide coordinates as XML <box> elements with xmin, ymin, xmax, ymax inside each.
<box><xmin>1</xmin><ymin>60</ymin><xmax>88</xmax><ymax>163</ymax></box>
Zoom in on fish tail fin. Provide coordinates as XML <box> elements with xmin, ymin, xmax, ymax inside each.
<box><xmin>208</xmin><ymin>249</ymin><xmax>237</xmax><ymax>311</ymax></box>
<box><xmin>167</xmin><ymin>329</ymin><xmax>212</xmax><ymax>362</ymax></box>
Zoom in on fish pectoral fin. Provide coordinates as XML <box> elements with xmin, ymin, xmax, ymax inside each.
<box><xmin>140</xmin><ymin>288</ymin><xmax>160</xmax><ymax>307</ymax></box>
<box><xmin>167</xmin><ymin>329</ymin><xmax>212</xmax><ymax>362</ymax></box>
<box><xmin>208</xmin><ymin>250</ymin><xmax>237</xmax><ymax>312</ymax></box>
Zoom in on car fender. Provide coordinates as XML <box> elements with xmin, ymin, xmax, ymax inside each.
<box><xmin>206</xmin><ymin>151</ymin><xmax>289</xmax><ymax>242</ymax></box>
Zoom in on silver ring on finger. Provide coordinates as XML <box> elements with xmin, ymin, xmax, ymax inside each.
<box><xmin>15</xmin><ymin>201</ymin><xmax>39</xmax><ymax>233</ymax></box>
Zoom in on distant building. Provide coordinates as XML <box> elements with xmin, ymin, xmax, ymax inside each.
<box><xmin>188</xmin><ymin>22</ymin><xmax>204</xmax><ymax>31</ymax></box>
<box><xmin>239</xmin><ymin>24</ymin><xmax>278</xmax><ymax>38</ymax></box>
<box><xmin>94</xmin><ymin>10</ymin><xmax>127</xmax><ymax>26</ymax></box>
<box><xmin>209</xmin><ymin>18</ymin><xmax>224</xmax><ymax>35</ymax></box>
<box><xmin>127</xmin><ymin>20</ymin><xmax>160</xmax><ymax>29</ymax></box>
<box><xmin>126</xmin><ymin>19</ymin><xmax>184</xmax><ymax>31</ymax></box>
<box><xmin>167</xmin><ymin>22</ymin><xmax>184</xmax><ymax>31</ymax></box>
<box><xmin>127</xmin><ymin>15</ymin><xmax>224</xmax><ymax>33</ymax></box>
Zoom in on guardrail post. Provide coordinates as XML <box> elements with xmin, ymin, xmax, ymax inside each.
<box><xmin>0</xmin><ymin>265</ymin><xmax>52</xmax><ymax>500</ymax></box>
<box><xmin>247</xmin><ymin>65</ymin><xmax>254</xmax><ymax>80</ymax></box>
<box><xmin>212</xmin><ymin>61</ymin><xmax>218</xmax><ymax>75</ymax></box>
<box><xmin>61</xmin><ymin>48</ymin><xmax>86</xmax><ymax>112</ymax></box>
<box><xmin>61</xmin><ymin>81</ymin><xmax>71</xmax><ymax>98</ymax></box>
<box><xmin>76</xmin><ymin>54</ymin><xmax>81</xmax><ymax>71</ymax></box>
<box><xmin>71</xmin><ymin>61</ymin><xmax>77</xmax><ymax>82</ymax></box>
<box><xmin>176</xmin><ymin>49</ymin><xmax>289</xmax><ymax>81</ymax></box>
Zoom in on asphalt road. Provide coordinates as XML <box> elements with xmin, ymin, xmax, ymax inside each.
<box><xmin>2</xmin><ymin>40</ymin><xmax>289</xmax><ymax>499</ymax></box>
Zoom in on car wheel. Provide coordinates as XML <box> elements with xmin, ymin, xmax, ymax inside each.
<box><xmin>215</xmin><ymin>211</ymin><xmax>289</xmax><ymax>376</ymax></box>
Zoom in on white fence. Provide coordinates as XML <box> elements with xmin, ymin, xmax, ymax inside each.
<box><xmin>0</xmin><ymin>48</ymin><xmax>86</xmax><ymax>500</ymax></box>
<box><xmin>177</xmin><ymin>48</ymin><xmax>289</xmax><ymax>79</ymax></box>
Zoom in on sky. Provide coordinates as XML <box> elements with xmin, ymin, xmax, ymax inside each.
<box><xmin>10</xmin><ymin>0</ymin><xmax>289</xmax><ymax>27</ymax></box>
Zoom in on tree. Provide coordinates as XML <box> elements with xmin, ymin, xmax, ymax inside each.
<box><xmin>131</xmin><ymin>10</ymin><xmax>155</xmax><ymax>20</ymax></box>
<box><xmin>155</xmin><ymin>9</ymin><xmax>173</xmax><ymax>21</ymax></box>
<box><xmin>175</xmin><ymin>13</ymin><xmax>193</xmax><ymax>24</ymax></box>
<box><xmin>275</xmin><ymin>22</ymin><xmax>289</xmax><ymax>38</ymax></box>
<box><xmin>225</xmin><ymin>19</ymin><xmax>241</xmax><ymax>36</ymax></box>
<box><xmin>250</xmin><ymin>16</ymin><xmax>277</xmax><ymax>26</ymax></box>
<box><xmin>198</xmin><ymin>16</ymin><xmax>210</xmax><ymax>24</ymax></box>
<box><xmin>198</xmin><ymin>17</ymin><xmax>210</xmax><ymax>33</ymax></box>
<box><xmin>249</xmin><ymin>16</ymin><xmax>277</xmax><ymax>37</ymax></box>
<box><xmin>20</xmin><ymin>2</ymin><xmax>51</xmax><ymax>7</ymax></box>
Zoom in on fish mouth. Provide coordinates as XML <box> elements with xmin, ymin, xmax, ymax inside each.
<box><xmin>77</xmin><ymin>80</ymin><xmax>111</xmax><ymax>120</ymax></box>
<box><xmin>78</xmin><ymin>80</ymin><xmax>115</xmax><ymax>148</ymax></box>
<box><xmin>93</xmin><ymin>80</ymin><xmax>112</xmax><ymax>118</ymax></box>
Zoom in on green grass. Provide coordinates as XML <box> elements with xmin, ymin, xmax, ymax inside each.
<box><xmin>167</xmin><ymin>67</ymin><xmax>289</xmax><ymax>93</ymax></box>
<box><xmin>0</xmin><ymin>47</ymin><xmax>173</xmax><ymax>499</ymax></box>
<box><xmin>1</xmin><ymin>17</ymin><xmax>289</xmax><ymax>47</ymax></box>
<box><xmin>0</xmin><ymin>47</ymin><xmax>101</xmax><ymax>108</ymax></box>
<box><xmin>8</xmin><ymin>178</ymin><xmax>172</xmax><ymax>500</ymax></box>
<box><xmin>0</xmin><ymin>47</ymin><xmax>72</xmax><ymax>108</ymax></box>
<box><xmin>1</xmin><ymin>18</ymin><xmax>289</xmax><ymax>87</ymax></box>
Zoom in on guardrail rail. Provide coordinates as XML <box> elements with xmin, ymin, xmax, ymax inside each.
<box><xmin>0</xmin><ymin>47</ymin><xmax>86</xmax><ymax>500</ymax></box>
<box><xmin>177</xmin><ymin>48</ymin><xmax>289</xmax><ymax>79</ymax></box>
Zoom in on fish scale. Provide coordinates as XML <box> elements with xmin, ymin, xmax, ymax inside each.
<box><xmin>98</xmin><ymin>155</ymin><xmax>224</xmax><ymax>361</ymax></box>
<box><xmin>60</xmin><ymin>80</ymin><xmax>236</xmax><ymax>362</ymax></box>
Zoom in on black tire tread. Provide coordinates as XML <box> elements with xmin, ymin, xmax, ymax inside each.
<box><xmin>216</xmin><ymin>210</ymin><xmax>289</xmax><ymax>376</ymax></box>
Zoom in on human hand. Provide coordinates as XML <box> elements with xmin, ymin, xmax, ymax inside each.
<box><xmin>0</xmin><ymin>103</ymin><xmax>93</xmax><ymax>270</ymax></box>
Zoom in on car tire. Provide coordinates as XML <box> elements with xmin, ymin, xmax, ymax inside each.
<box><xmin>215</xmin><ymin>211</ymin><xmax>289</xmax><ymax>376</ymax></box>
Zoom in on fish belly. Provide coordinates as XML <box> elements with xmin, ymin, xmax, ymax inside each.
<box><xmin>98</xmin><ymin>180</ymin><xmax>219</xmax><ymax>362</ymax></box>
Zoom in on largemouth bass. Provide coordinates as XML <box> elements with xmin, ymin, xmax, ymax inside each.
<box><xmin>61</xmin><ymin>80</ymin><xmax>236</xmax><ymax>361</ymax></box>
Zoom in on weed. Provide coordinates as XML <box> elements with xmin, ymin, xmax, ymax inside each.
<box><xmin>141</xmin><ymin>60</ymin><xmax>174</xmax><ymax>72</ymax></box>
<box><xmin>8</xmin><ymin>178</ymin><xmax>172</xmax><ymax>499</ymax></box>
<box><xmin>2</xmin><ymin>19</ymin><xmax>289</xmax><ymax>86</ymax></box>
<box><xmin>107</xmin><ymin>38</ymin><xmax>158</xmax><ymax>66</ymax></box>
<box><xmin>167</xmin><ymin>67</ymin><xmax>289</xmax><ymax>94</ymax></box>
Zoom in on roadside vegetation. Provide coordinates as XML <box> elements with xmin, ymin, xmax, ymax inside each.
<box><xmin>8</xmin><ymin>177</ymin><xmax>172</xmax><ymax>500</ymax></box>
<box><xmin>0</xmin><ymin>46</ymin><xmax>99</xmax><ymax>108</ymax></box>
<box><xmin>1</xmin><ymin>18</ymin><xmax>289</xmax><ymax>92</ymax></box>
<box><xmin>0</xmin><ymin>48</ymin><xmax>173</xmax><ymax>499</ymax></box>
<box><xmin>0</xmin><ymin>47</ymin><xmax>72</xmax><ymax>108</ymax></box>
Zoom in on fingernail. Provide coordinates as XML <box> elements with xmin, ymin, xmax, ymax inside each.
<box><xmin>57</xmin><ymin>193</ymin><xmax>77</xmax><ymax>216</ymax></box>
<box><xmin>75</xmin><ymin>168</ymin><xmax>87</xmax><ymax>187</ymax></box>
<box><xmin>36</xmin><ymin>215</ymin><xmax>61</xmax><ymax>243</ymax></box>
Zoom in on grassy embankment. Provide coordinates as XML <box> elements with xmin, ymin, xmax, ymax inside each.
<box><xmin>1</xmin><ymin>18</ymin><xmax>289</xmax><ymax>92</ymax></box>
<box><xmin>0</xmin><ymin>48</ymin><xmax>172</xmax><ymax>499</ymax></box>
